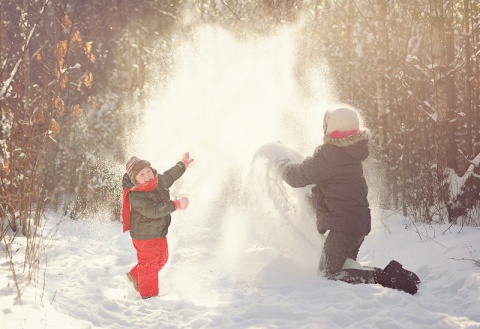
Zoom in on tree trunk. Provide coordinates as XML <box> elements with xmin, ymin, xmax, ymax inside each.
<box><xmin>445</xmin><ymin>12</ymin><xmax>457</xmax><ymax>172</ymax></box>
<box><xmin>464</xmin><ymin>0</ymin><xmax>473</xmax><ymax>156</ymax></box>
<box><xmin>431</xmin><ymin>1</ymin><xmax>448</xmax><ymax>162</ymax></box>
<box><xmin>431</xmin><ymin>0</ymin><xmax>451</xmax><ymax>221</ymax></box>
<box><xmin>376</xmin><ymin>0</ymin><xmax>388</xmax><ymax>148</ymax></box>
<box><xmin>346</xmin><ymin>0</ymin><xmax>354</xmax><ymax>103</ymax></box>
<box><xmin>474</xmin><ymin>2</ymin><xmax>480</xmax><ymax>135</ymax></box>
<box><xmin>375</xmin><ymin>0</ymin><xmax>391</xmax><ymax>208</ymax></box>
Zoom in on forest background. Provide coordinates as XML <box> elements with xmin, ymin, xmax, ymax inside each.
<box><xmin>1</xmin><ymin>0</ymin><xmax>479</xmax><ymax>295</ymax></box>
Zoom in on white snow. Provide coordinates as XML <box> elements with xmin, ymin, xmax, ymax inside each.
<box><xmin>2</xmin><ymin>24</ymin><xmax>480</xmax><ymax>329</ymax></box>
<box><xmin>2</xmin><ymin>193</ymin><xmax>480</xmax><ymax>329</ymax></box>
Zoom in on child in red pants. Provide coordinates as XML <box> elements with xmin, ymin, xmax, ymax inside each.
<box><xmin>122</xmin><ymin>153</ymin><xmax>193</xmax><ymax>299</ymax></box>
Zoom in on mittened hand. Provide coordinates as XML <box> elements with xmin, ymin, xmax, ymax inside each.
<box><xmin>182</xmin><ymin>152</ymin><xmax>194</xmax><ymax>168</ymax></box>
<box><xmin>173</xmin><ymin>197</ymin><xmax>189</xmax><ymax>210</ymax></box>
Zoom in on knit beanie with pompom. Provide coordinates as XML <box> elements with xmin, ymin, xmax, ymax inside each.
<box><xmin>126</xmin><ymin>156</ymin><xmax>151</xmax><ymax>185</ymax></box>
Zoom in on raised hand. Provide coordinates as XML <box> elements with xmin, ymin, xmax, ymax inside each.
<box><xmin>182</xmin><ymin>152</ymin><xmax>194</xmax><ymax>168</ymax></box>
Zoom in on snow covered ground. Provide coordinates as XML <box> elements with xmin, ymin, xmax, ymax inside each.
<box><xmin>2</xmin><ymin>195</ymin><xmax>480</xmax><ymax>329</ymax></box>
<box><xmin>2</xmin><ymin>24</ymin><xmax>480</xmax><ymax>329</ymax></box>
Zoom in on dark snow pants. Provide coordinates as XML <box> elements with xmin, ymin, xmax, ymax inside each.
<box><xmin>130</xmin><ymin>237</ymin><xmax>169</xmax><ymax>298</ymax></box>
<box><xmin>319</xmin><ymin>230</ymin><xmax>375</xmax><ymax>284</ymax></box>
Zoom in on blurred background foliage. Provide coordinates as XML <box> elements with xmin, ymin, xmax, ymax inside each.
<box><xmin>1</xmin><ymin>0</ymin><xmax>479</xmax><ymax>240</ymax></box>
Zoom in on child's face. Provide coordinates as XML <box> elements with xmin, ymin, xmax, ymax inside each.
<box><xmin>135</xmin><ymin>166</ymin><xmax>154</xmax><ymax>184</ymax></box>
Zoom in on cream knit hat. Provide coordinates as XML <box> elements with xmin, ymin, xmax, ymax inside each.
<box><xmin>323</xmin><ymin>107</ymin><xmax>360</xmax><ymax>135</ymax></box>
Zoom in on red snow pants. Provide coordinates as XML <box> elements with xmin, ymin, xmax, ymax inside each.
<box><xmin>130</xmin><ymin>237</ymin><xmax>169</xmax><ymax>298</ymax></box>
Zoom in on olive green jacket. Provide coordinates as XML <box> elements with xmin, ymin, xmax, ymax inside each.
<box><xmin>122</xmin><ymin>161</ymin><xmax>186</xmax><ymax>240</ymax></box>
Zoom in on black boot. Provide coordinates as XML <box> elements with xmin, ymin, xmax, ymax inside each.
<box><xmin>385</xmin><ymin>260</ymin><xmax>421</xmax><ymax>284</ymax></box>
<box><xmin>373</xmin><ymin>265</ymin><xmax>418</xmax><ymax>295</ymax></box>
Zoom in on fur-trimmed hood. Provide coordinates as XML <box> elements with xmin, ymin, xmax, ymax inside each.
<box><xmin>320</xmin><ymin>130</ymin><xmax>370</xmax><ymax>162</ymax></box>
<box><xmin>323</xmin><ymin>129</ymin><xmax>369</xmax><ymax>147</ymax></box>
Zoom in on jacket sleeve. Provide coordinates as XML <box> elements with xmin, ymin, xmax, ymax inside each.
<box><xmin>129</xmin><ymin>193</ymin><xmax>176</xmax><ymax>219</ymax></box>
<box><xmin>282</xmin><ymin>153</ymin><xmax>330</xmax><ymax>188</ymax></box>
<box><xmin>159</xmin><ymin>161</ymin><xmax>186</xmax><ymax>188</ymax></box>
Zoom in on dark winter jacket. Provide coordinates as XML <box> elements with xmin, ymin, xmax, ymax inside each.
<box><xmin>122</xmin><ymin>161</ymin><xmax>186</xmax><ymax>240</ymax></box>
<box><xmin>282</xmin><ymin>131</ymin><xmax>371</xmax><ymax>236</ymax></box>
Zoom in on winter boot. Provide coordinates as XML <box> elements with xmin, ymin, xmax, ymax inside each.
<box><xmin>373</xmin><ymin>266</ymin><xmax>418</xmax><ymax>295</ymax></box>
<box><xmin>126</xmin><ymin>272</ymin><xmax>139</xmax><ymax>292</ymax></box>
<box><xmin>385</xmin><ymin>260</ymin><xmax>421</xmax><ymax>284</ymax></box>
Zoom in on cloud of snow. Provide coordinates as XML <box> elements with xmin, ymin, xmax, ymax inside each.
<box><xmin>124</xmin><ymin>24</ymin><xmax>373</xmax><ymax>294</ymax></box>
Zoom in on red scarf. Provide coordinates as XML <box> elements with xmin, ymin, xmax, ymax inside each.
<box><xmin>328</xmin><ymin>129</ymin><xmax>360</xmax><ymax>139</ymax></box>
<box><xmin>122</xmin><ymin>176</ymin><xmax>159</xmax><ymax>232</ymax></box>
